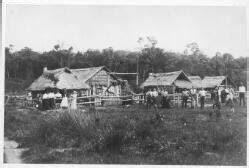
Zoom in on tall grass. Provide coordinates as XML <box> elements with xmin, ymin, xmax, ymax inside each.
<box><xmin>5</xmin><ymin>105</ymin><xmax>246</xmax><ymax>164</ymax></box>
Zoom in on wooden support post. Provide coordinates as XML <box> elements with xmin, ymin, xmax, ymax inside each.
<box><xmin>107</xmin><ymin>74</ymin><xmax>110</xmax><ymax>87</ymax></box>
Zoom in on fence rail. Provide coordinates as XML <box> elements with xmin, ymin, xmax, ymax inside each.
<box><xmin>5</xmin><ymin>91</ymin><xmax>247</xmax><ymax>108</ymax></box>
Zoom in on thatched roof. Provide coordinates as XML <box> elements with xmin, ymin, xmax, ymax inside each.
<box><xmin>71</xmin><ymin>66</ymin><xmax>105</xmax><ymax>83</ymax></box>
<box><xmin>188</xmin><ymin>76</ymin><xmax>202</xmax><ymax>88</ymax></box>
<box><xmin>140</xmin><ymin>70</ymin><xmax>192</xmax><ymax>89</ymax></box>
<box><xmin>201</xmin><ymin>76</ymin><xmax>233</xmax><ymax>88</ymax></box>
<box><xmin>28</xmin><ymin>67</ymin><xmax>90</xmax><ymax>91</ymax></box>
<box><xmin>174</xmin><ymin>80</ymin><xmax>193</xmax><ymax>89</ymax></box>
<box><xmin>28</xmin><ymin>66</ymin><xmax>120</xmax><ymax>91</ymax></box>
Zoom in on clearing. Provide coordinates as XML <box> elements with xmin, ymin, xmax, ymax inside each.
<box><xmin>4</xmin><ymin>103</ymin><xmax>247</xmax><ymax>165</ymax></box>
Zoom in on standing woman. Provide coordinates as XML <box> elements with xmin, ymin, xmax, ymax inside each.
<box><xmin>70</xmin><ymin>90</ymin><xmax>78</xmax><ymax>111</ymax></box>
<box><xmin>60</xmin><ymin>89</ymin><xmax>69</xmax><ymax>110</ymax></box>
<box><xmin>42</xmin><ymin>91</ymin><xmax>49</xmax><ymax>110</ymax></box>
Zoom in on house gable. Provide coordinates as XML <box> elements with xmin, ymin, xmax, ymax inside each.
<box><xmin>86</xmin><ymin>69</ymin><xmax>116</xmax><ymax>86</ymax></box>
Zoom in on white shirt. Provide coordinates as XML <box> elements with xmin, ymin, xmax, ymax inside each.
<box><xmin>146</xmin><ymin>91</ymin><xmax>152</xmax><ymax>96</ymax></box>
<box><xmin>225</xmin><ymin>89</ymin><xmax>229</xmax><ymax>93</ymax></box>
<box><xmin>48</xmin><ymin>92</ymin><xmax>55</xmax><ymax>99</ymax></box>
<box><xmin>151</xmin><ymin>91</ymin><xmax>158</xmax><ymax>97</ymax></box>
<box><xmin>182</xmin><ymin>90</ymin><xmax>189</xmax><ymax>96</ymax></box>
<box><xmin>190</xmin><ymin>89</ymin><xmax>196</xmax><ymax>95</ymax></box>
<box><xmin>226</xmin><ymin>89</ymin><xmax>234</xmax><ymax>100</ymax></box>
<box><xmin>55</xmin><ymin>92</ymin><xmax>62</xmax><ymax>98</ymax></box>
<box><xmin>218</xmin><ymin>89</ymin><xmax>222</xmax><ymax>96</ymax></box>
<box><xmin>199</xmin><ymin>90</ymin><xmax>206</xmax><ymax>97</ymax></box>
<box><xmin>162</xmin><ymin>91</ymin><xmax>168</xmax><ymax>96</ymax></box>
<box><xmin>239</xmin><ymin>86</ymin><xmax>246</xmax><ymax>93</ymax></box>
<box><xmin>42</xmin><ymin>93</ymin><xmax>48</xmax><ymax>99</ymax></box>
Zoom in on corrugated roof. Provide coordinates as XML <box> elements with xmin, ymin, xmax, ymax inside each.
<box><xmin>140</xmin><ymin>70</ymin><xmax>192</xmax><ymax>88</ymax></box>
<box><xmin>188</xmin><ymin>76</ymin><xmax>202</xmax><ymax>88</ymax></box>
<box><xmin>201</xmin><ymin>76</ymin><xmax>226</xmax><ymax>88</ymax></box>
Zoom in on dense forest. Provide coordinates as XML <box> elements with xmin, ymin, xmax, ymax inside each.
<box><xmin>5</xmin><ymin>38</ymin><xmax>247</xmax><ymax>93</ymax></box>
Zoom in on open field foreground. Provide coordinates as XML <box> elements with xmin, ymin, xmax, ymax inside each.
<box><xmin>4</xmin><ymin>104</ymin><xmax>247</xmax><ymax>165</ymax></box>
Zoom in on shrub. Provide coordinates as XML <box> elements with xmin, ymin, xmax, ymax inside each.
<box><xmin>27</xmin><ymin>110</ymin><xmax>94</xmax><ymax>148</ymax></box>
<box><xmin>135</xmin><ymin>120</ymin><xmax>153</xmax><ymax>139</ymax></box>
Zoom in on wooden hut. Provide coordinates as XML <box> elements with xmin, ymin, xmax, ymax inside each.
<box><xmin>201</xmin><ymin>76</ymin><xmax>236</xmax><ymax>90</ymax></box>
<box><xmin>188</xmin><ymin>76</ymin><xmax>202</xmax><ymax>89</ymax></box>
<box><xmin>140</xmin><ymin>70</ymin><xmax>192</xmax><ymax>93</ymax></box>
<box><xmin>27</xmin><ymin>66</ymin><xmax>123</xmax><ymax>97</ymax></box>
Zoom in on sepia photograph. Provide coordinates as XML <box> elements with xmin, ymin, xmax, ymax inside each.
<box><xmin>3</xmin><ymin>1</ymin><xmax>248</xmax><ymax>165</ymax></box>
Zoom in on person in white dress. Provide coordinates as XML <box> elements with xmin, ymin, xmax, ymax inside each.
<box><xmin>60</xmin><ymin>90</ymin><xmax>69</xmax><ymax>109</ymax></box>
<box><xmin>70</xmin><ymin>91</ymin><xmax>78</xmax><ymax>110</ymax></box>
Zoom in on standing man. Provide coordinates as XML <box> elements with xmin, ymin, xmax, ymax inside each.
<box><xmin>151</xmin><ymin>88</ymin><xmax>158</xmax><ymax>110</ymax></box>
<box><xmin>55</xmin><ymin>89</ymin><xmax>62</xmax><ymax>108</ymax></box>
<box><xmin>190</xmin><ymin>86</ymin><xmax>197</xmax><ymax>108</ymax></box>
<box><xmin>218</xmin><ymin>87</ymin><xmax>222</xmax><ymax>103</ymax></box>
<box><xmin>239</xmin><ymin>82</ymin><xmax>246</xmax><ymax>106</ymax></box>
<box><xmin>162</xmin><ymin>88</ymin><xmax>168</xmax><ymax>108</ymax></box>
<box><xmin>226</xmin><ymin>87</ymin><xmax>235</xmax><ymax>113</ymax></box>
<box><xmin>212</xmin><ymin>87</ymin><xmax>221</xmax><ymax>119</ymax></box>
<box><xmin>199</xmin><ymin>88</ymin><xmax>206</xmax><ymax>109</ymax></box>
<box><xmin>182</xmin><ymin>89</ymin><xmax>189</xmax><ymax>108</ymax></box>
<box><xmin>48</xmin><ymin>90</ymin><xmax>55</xmax><ymax>109</ymax></box>
<box><xmin>146</xmin><ymin>89</ymin><xmax>153</xmax><ymax>109</ymax></box>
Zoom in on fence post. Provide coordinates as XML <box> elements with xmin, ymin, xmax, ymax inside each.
<box><xmin>177</xmin><ymin>94</ymin><xmax>180</xmax><ymax>108</ymax></box>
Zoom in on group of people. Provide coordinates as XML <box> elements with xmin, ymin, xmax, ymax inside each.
<box><xmin>32</xmin><ymin>89</ymin><xmax>78</xmax><ymax>111</ymax></box>
<box><xmin>145</xmin><ymin>82</ymin><xmax>246</xmax><ymax>111</ymax></box>
<box><xmin>41</xmin><ymin>89</ymin><xmax>62</xmax><ymax>110</ymax></box>
<box><xmin>145</xmin><ymin>88</ymin><xmax>171</xmax><ymax>109</ymax></box>
<box><xmin>181</xmin><ymin>87</ymin><xmax>206</xmax><ymax>109</ymax></box>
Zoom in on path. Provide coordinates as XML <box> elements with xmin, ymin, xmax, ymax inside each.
<box><xmin>4</xmin><ymin>137</ymin><xmax>27</xmax><ymax>163</ymax></box>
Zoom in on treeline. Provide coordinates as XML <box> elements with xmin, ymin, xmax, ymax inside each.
<box><xmin>5</xmin><ymin>41</ymin><xmax>247</xmax><ymax>92</ymax></box>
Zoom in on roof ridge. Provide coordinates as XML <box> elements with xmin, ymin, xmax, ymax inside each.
<box><xmin>204</xmin><ymin>76</ymin><xmax>225</xmax><ymax>78</ymax></box>
<box><xmin>151</xmin><ymin>70</ymin><xmax>182</xmax><ymax>75</ymax></box>
<box><xmin>70</xmin><ymin>66</ymin><xmax>104</xmax><ymax>71</ymax></box>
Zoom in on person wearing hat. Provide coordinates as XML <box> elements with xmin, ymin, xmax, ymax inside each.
<box><xmin>239</xmin><ymin>82</ymin><xmax>246</xmax><ymax>106</ymax></box>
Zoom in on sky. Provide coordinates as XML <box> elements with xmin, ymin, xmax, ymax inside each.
<box><xmin>5</xmin><ymin>5</ymin><xmax>248</xmax><ymax>57</ymax></box>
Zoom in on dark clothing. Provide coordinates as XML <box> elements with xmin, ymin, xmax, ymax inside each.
<box><xmin>200</xmin><ymin>96</ymin><xmax>205</xmax><ymax>109</ymax></box>
<box><xmin>221</xmin><ymin>90</ymin><xmax>228</xmax><ymax>103</ymax></box>
<box><xmin>182</xmin><ymin>96</ymin><xmax>188</xmax><ymax>108</ymax></box>
<box><xmin>56</xmin><ymin>98</ymin><xmax>62</xmax><ymax>104</ymax></box>
<box><xmin>162</xmin><ymin>96</ymin><xmax>167</xmax><ymax>108</ymax></box>
<box><xmin>211</xmin><ymin>91</ymin><xmax>215</xmax><ymax>102</ymax></box>
<box><xmin>239</xmin><ymin>92</ymin><xmax>246</xmax><ymax>106</ymax></box>
<box><xmin>42</xmin><ymin>99</ymin><xmax>49</xmax><ymax>110</ymax></box>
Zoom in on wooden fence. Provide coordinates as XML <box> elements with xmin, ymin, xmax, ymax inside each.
<box><xmin>5</xmin><ymin>91</ymin><xmax>246</xmax><ymax>109</ymax></box>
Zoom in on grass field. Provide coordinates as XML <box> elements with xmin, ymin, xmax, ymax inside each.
<box><xmin>4</xmin><ymin>103</ymin><xmax>247</xmax><ymax>165</ymax></box>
